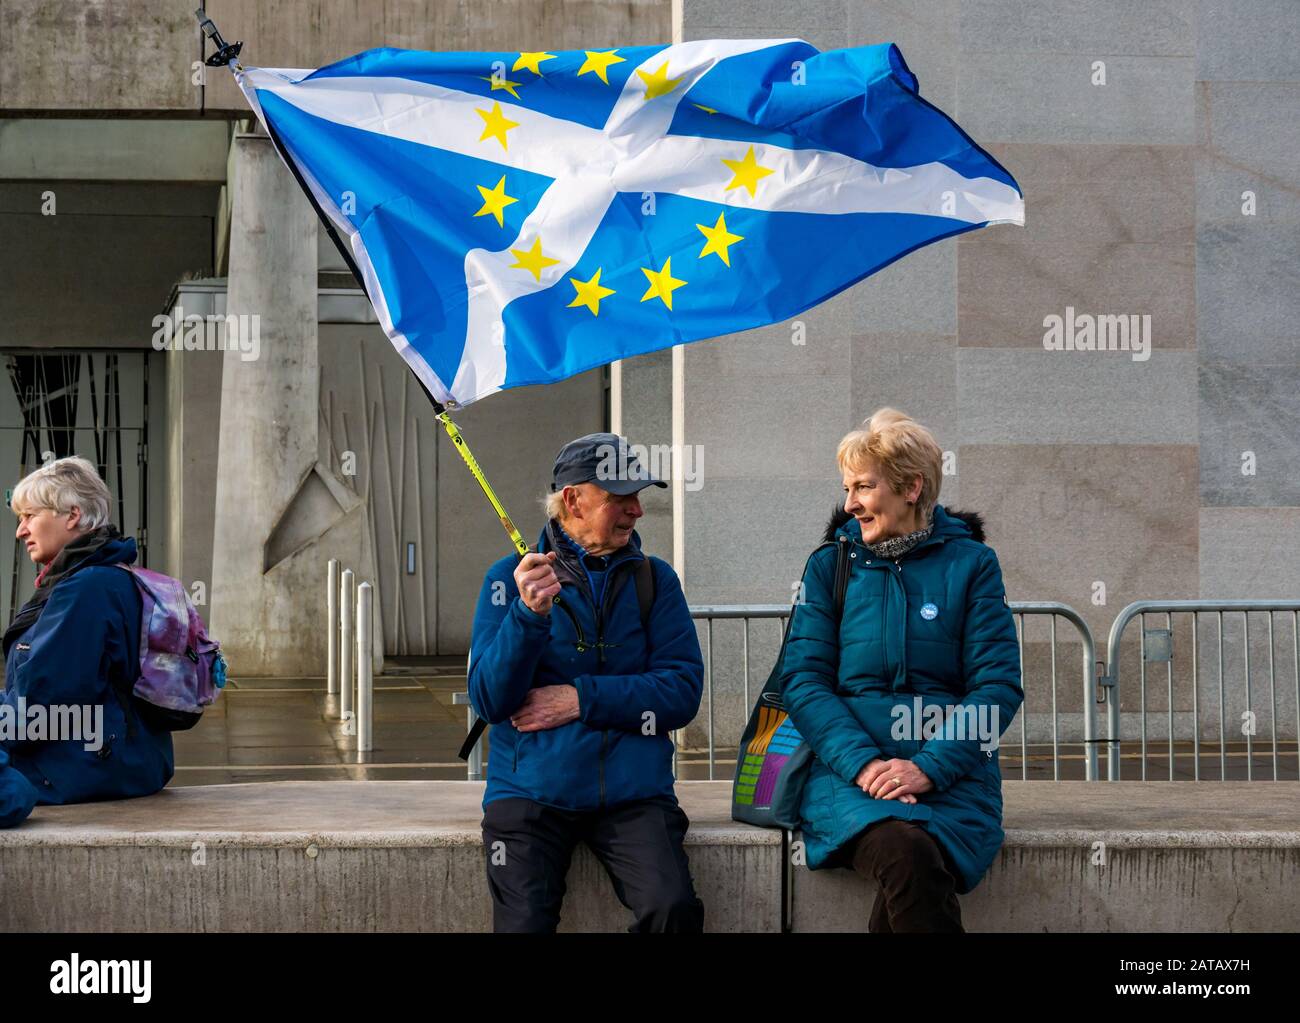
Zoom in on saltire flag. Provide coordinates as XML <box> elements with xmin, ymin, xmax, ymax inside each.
<box><xmin>234</xmin><ymin>40</ymin><xmax>1023</xmax><ymax>408</ymax></box>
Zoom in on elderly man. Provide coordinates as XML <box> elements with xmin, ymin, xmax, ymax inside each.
<box><xmin>468</xmin><ymin>433</ymin><xmax>705</xmax><ymax>933</ymax></box>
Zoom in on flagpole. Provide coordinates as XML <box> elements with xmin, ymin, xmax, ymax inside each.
<box><xmin>198</xmin><ymin>10</ymin><xmax>532</xmax><ymax>559</ymax></box>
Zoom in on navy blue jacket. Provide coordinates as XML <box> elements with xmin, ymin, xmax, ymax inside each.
<box><xmin>0</xmin><ymin>746</ymin><xmax>36</xmax><ymax>827</ymax></box>
<box><xmin>1</xmin><ymin>534</ymin><xmax>175</xmax><ymax>805</ymax></box>
<box><xmin>469</xmin><ymin>522</ymin><xmax>703</xmax><ymax>811</ymax></box>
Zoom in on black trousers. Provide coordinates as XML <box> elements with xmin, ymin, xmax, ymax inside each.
<box><xmin>481</xmin><ymin>795</ymin><xmax>705</xmax><ymax>933</ymax></box>
<box><xmin>849</xmin><ymin>819</ymin><xmax>965</xmax><ymax>933</ymax></box>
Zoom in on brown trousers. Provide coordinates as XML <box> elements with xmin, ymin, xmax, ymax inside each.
<box><xmin>848</xmin><ymin>819</ymin><xmax>965</xmax><ymax>933</ymax></box>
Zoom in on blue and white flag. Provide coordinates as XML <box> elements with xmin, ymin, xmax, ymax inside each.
<box><xmin>235</xmin><ymin>40</ymin><xmax>1023</xmax><ymax>407</ymax></box>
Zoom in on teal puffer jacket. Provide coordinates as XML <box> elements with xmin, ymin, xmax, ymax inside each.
<box><xmin>780</xmin><ymin>504</ymin><xmax>1023</xmax><ymax>893</ymax></box>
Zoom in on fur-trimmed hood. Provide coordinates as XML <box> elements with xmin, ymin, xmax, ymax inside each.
<box><xmin>822</xmin><ymin>504</ymin><xmax>986</xmax><ymax>544</ymax></box>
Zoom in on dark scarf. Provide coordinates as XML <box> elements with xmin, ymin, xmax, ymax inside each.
<box><xmin>862</xmin><ymin>517</ymin><xmax>934</xmax><ymax>561</ymax></box>
<box><xmin>2</xmin><ymin>524</ymin><xmax>123</xmax><ymax>658</ymax></box>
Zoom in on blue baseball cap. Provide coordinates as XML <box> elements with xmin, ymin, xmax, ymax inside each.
<box><xmin>551</xmin><ymin>433</ymin><xmax>667</xmax><ymax>497</ymax></box>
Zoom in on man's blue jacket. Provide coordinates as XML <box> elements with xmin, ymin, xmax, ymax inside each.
<box><xmin>468</xmin><ymin>521</ymin><xmax>703</xmax><ymax>811</ymax></box>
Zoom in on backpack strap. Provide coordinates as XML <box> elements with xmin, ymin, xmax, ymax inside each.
<box><xmin>831</xmin><ymin>536</ymin><xmax>852</xmax><ymax>620</ymax></box>
<box><xmin>458</xmin><ymin>710</ymin><xmax>487</xmax><ymax>762</ymax></box>
<box><xmin>633</xmin><ymin>555</ymin><xmax>656</xmax><ymax>632</ymax></box>
<box><xmin>108</xmin><ymin>563</ymin><xmax>142</xmax><ymax>740</ymax></box>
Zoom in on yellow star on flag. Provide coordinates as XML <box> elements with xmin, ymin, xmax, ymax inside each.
<box><xmin>479</xmin><ymin>74</ymin><xmax>524</xmax><ymax>99</ymax></box>
<box><xmin>513</xmin><ymin>51</ymin><xmax>556</xmax><ymax>75</ymax></box>
<box><xmin>696</xmin><ymin>212</ymin><xmax>744</xmax><ymax>266</ymax></box>
<box><xmin>509</xmin><ymin>237</ymin><xmax>561</xmax><ymax>283</ymax></box>
<box><xmin>722</xmin><ymin>145</ymin><xmax>774</xmax><ymax>198</ymax></box>
<box><xmin>567</xmin><ymin>268</ymin><xmax>616</xmax><ymax>316</ymax></box>
<box><xmin>640</xmin><ymin>257</ymin><xmax>686</xmax><ymax>310</ymax></box>
<box><xmin>473</xmin><ymin>176</ymin><xmax>518</xmax><ymax>228</ymax></box>
<box><xmin>577</xmin><ymin>49</ymin><xmax>626</xmax><ymax>85</ymax></box>
<box><xmin>476</xmin><ymin>101</ymin><xmax>520</xmax><ymax>151</ymax></box>
<box><xmin>636</xmin><ymin>62</ymin><xmax>684</xmax><ymax>100</ymax></box>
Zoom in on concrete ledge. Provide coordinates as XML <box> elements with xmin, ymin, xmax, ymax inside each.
<box><xmin>1</xmin><ymin>781</ymin><xmax>1296</xmax><ymax>931</ymax></box>
<box><xmin>792</xmin><ymin>782</ymin><xmax>1300</xmax><ymax>932</ymax></box>
<box><xmin>0</xmin><ymin>781</ymin><xmax>781</xmax><ymax>932</ymax></box>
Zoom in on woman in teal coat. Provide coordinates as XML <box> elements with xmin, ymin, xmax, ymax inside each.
<box><xmin>781</xmin><ymin>408</ymin><xmax>1023</xmax><ymax>932</ymax></box>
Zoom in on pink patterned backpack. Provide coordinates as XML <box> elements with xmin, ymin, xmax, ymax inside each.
<box><xmin>114</xmin><ymin>564</ymin><xmax>227</xmax><ymax>731</ymax></box>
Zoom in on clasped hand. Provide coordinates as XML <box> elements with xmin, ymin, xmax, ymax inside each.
<box><xmin>855</xmin><ymin>757</ymin><xmax>934</xmax><ymax>803</ymax></box>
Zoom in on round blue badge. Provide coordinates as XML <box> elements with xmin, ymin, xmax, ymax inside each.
<box><xmin>920</xmin><ymin>602</ymin><xmax>939</xmax><ymax>621</ymax></box>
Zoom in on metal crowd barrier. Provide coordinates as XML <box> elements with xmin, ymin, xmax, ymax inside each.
<box><xmin>682</xmin><ymin>605</ymin><xmax>791</xmax><ymax>781</ymax></box>
<box><xmin>1008</xmin><ymin>603</ymin><xmax>1101</xmax><ymax>781</ymax></box>
<box><xmin>1102</xmin><ymin>600</ymin><xmax>1300</xmax><ymax>781</ymax></box>
<box><xmin>684</xmin><ymin>602</ymin><xmax>1101</xmax><ymax>783</ymax></box>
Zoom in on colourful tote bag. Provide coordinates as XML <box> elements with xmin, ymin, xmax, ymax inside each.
<box><xmin>732</xmin><ymin>538</ymin><xmax>851</xmax><ymax>829</ymax></box>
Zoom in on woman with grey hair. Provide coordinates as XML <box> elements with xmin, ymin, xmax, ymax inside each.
<box><xmin>2</xmin><ymin>456</ymin><xmax>173</xmax><ymax>805</ymax></box>
<box><xmin>781</xmin><ymin>408</ymin><xmax>1023</xmax><ymax>932</ymax></box>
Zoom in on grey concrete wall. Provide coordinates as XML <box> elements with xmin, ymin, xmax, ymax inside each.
<box><xmin>0</xmin><ymin>0</ymin><xmax>672</xmax><ymax>112</ymax></box>
<box><xmin>0</xmin><ymin>182</ymin><xmax>217</xmax><ymax>349</ymax></box>
<box><xmin>618</xmin><ymin>0</ymin><xmax>1300</xmax><ymax>752</ymax></box>
<box><xmin>202</xmin><ymin>0</ymin><xmax>672</xmax><ymax>112</ymax></box>
<box><xmin>0</xmin><ymin>0</ymin><xmax>200</xmax><ymax>112</ymax></box>
<box><xmin>0</xmin><ymin>119</ymin><xmax>229</xmax><ymax>182</ymax></box>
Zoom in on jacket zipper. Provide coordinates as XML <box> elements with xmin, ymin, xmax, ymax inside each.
<box><xmin>552</xmin><ymin>595</ymin><xmax>588</xmax><ymax>651</ymax></box>
<box><xmin>551</xmin><ymin>539</ymin><xmax>643</xmax><ymax>808</ymax></box>
<box><xmin>857</xmin><ymin>534</ymin><xmax>947</xmax><ymax>691</ymax></box>
<box><xmin>892</xmin><ymin>559</ymin><xmax>908</xmax><ymax>689</ymax></box>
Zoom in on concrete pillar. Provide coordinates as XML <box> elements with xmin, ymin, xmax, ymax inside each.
<box><xmin>209</xmin><ymin>133</ymin><xmax>381</xmax><ymax>677</ymax></box>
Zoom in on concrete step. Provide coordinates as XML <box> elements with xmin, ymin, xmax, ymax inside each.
<box><xmin>0</xmin><ymin>781</ymin><xmax>1295</xmax><ymax>932</ymax></box>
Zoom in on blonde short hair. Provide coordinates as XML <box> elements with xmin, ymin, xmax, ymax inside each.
<box><xmin>9</xmin><ymin>456</ymin><xmax>112</xmax><ymax>531</ymax></box>
<box><xmin>836</xmin><ymin>408</ymin><xmax>943</xmax><ymax>522</ymax></box>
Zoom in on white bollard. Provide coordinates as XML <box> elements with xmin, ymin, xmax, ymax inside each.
<box><xmin>357</xmin><ymin>582</ymin><xmax>373</xmax><ymax>754</ymax></box>
<box><xmin>340</xmin><ymin>568</ymin><xmax>355</xmax><ymax>727</ymax></box>
<box><xmin>327</xmin><ymin>559</ymin><xmax>339</xmax><ymax>697</ymax></box>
